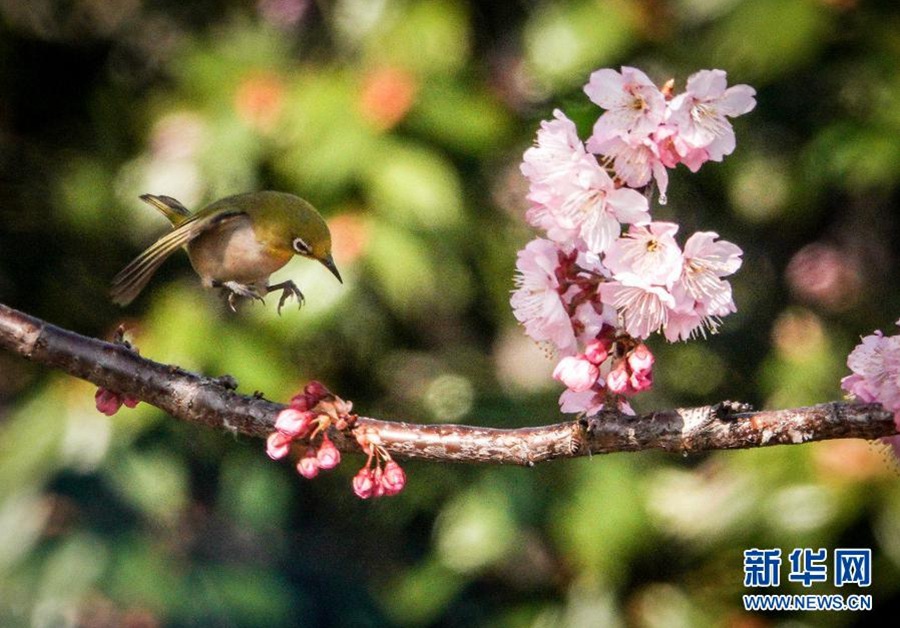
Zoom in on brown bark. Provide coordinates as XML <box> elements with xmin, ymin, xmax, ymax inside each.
<box><xmin>1</xmin><ymin>303</ymin><xmax>895</xmax><ymax>465</ymax></box>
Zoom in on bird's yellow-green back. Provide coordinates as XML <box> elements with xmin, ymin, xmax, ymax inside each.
<box><xmin>199</xmin><ymin>191</ymin><xmax>333</xmax><ymax>261</ymax></box>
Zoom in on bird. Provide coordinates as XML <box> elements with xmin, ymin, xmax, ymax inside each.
<box><xmin>111</xmin><ymin>191</ymin><xmax>342</xmax><ymax>313</ymax></box>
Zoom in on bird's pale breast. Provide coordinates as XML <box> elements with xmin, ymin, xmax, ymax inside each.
<box><xmin>187</xmin><ymin>216</ymin><xmax>291</xmax><ymax>286</ymax></box>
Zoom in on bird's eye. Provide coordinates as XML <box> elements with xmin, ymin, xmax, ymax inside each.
<box><xmin>292</xmin><ymin>237</ymin><xmax>312</xmax><ymax>255</ymax></box>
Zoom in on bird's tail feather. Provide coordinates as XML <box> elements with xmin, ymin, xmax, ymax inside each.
<box><xmin>139</xmin><ymin>194</ymin><xmax>192</xmax><ymax>226</ymax></box>
<box><xmin>110</xmin><ymin>218</ymin><xmax>201</xmax><ymax>305</ymax></box>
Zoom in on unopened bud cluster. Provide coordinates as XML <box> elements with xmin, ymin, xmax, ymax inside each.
<box><xmin>93</xmin><ymin>327</ymin><xmax>142</xmax><ymax>416</ymax></box>
<box><xmin>352</xmin><ymin>429</ymin><xmax>407</xmax><ymax>499</ymax></box>
<box><xmin>266</xmin><ymin>381</ymin><xmax>352</xmax><ymax>480</ymax></box>
<box><xmin>265</xmin><ymin>381</ymin><xmax>407</xmax><ymax>499</ymax></box>
<box><xmin>94</xmin><ymin>387</ymin><xmax>139</xmax><ymax>416</ymax></box>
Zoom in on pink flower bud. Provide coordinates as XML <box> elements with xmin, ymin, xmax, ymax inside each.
<box><xmin>552</xmin><ymin>356</ymin><xmax>600</xmax><ymax>393</ymax></box>
<box><xmin>122</xmin><ymin>395</ymin><xmax>140</xmax><ymax>409</ymax></box>
<box><xmin>381</xmin><ymin>461</ymin><xmax>406</xmax><ymax>496</ymax></box>
<box><xmin>352</xmin><ymin>467</ymin><xmax>376</xmax><ymax>499</ymax></box>
<box><xmin>629</xmin><ymin>368</ymin><xmax>653</xmax><ymax>392</ymax></box>
<box><xmin>289</xmin><ymin>393</ymin><xmax>315</xmax><ymax>411</ymax></box>
<box><xmin>627</xmin><ymin>343</ymin><xmax>654</xmax><ymax>373</ymax></box>
<box><xmin>275</xmin><ymin>408</ymin><xmax>314</xmax><ymax>438</ymax></box>
<box><xmin>371</xmin><ymin>467</ymin><xmax>385</xmax><ymax>498</ymax></box>
<box><xmin>584</xmin><ymin>339</ymin><xmax>609</xmax><ymax>365</ymax></box>
<box><xmin>95</xmin><ymin>388</ymin><xmax>123</xmax><ymax>416</ymax></box>
<box><xmin>266</xmin><ymin>432</ymin><xmax>292</xmax><ymax>460</ymax></box>
<box><xmin>304</xmin><ymin>381</ymin><xmax>330</xmax><ymax>402</ymax></box>
<box><xmin>297</xmin><ymin>450</ymin><xmax>320</xmax><ymax>479</ymax></box>
<box><xmin>316</xmin><ymin>435</ymin><xmax>341</xmax><ymax>470</ymax></box>
<box><xmin>606</xmin><ymin>364</ymin><xmax>631</xmax><ymax>395</ymax></box>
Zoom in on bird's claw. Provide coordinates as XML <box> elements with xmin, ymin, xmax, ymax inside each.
<box><xmin>267</xmin><ymin>281</ymin><xmax>305</xmax><ymax>316</ymax></box>
<box><xmin>214</xmin><ymin>281</ymin><xmax>265</xmax><ymax>312</ymax></box>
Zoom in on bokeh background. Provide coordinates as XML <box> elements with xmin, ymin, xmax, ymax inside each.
<box><xmin>2</xmin><ymin>0</ymin><xmax>900</xmax><ymax>625</ymax></box>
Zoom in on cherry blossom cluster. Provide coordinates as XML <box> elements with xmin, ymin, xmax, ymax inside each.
<box><xmin>511</xmin><ymin>67</ymin><xmax>754</xmax><ymax>415</ymax></box>
<box><xmin>841</xmin><ymin>323</ymin><xmax>900</xmax><ymax>457</ymax></box>
<box><xmin>265</xmin><ymin>381</ymin><xmax>408</xmax><ymax>498</ymax></box>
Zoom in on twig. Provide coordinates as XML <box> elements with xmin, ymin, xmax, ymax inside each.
<box><xmin>0</xmin><ymin>303</ymin><xmax>895</xmax><ymax>466</ymax></box>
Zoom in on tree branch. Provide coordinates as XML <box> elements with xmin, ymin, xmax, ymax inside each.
<box><xmin>1</xmin><ymin>302</ymin><xmax>896</xmax><ymax>466</ymax></box>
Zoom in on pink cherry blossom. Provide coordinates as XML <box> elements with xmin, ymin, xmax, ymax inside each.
<box><xmin>572</xmin><ymin>301</ymin><xmax>613</xmax><ymax>347</ymax></box>
<box><xmin>667</xmin><ymin>69</ymin><xmax>756</xmax><ymax>161</ymax></box>
<box><xmin>266</xmin><ymin>431</ymin><xmax>292</xmax><ymax>460</ymax></box>
<box><xmin>509</xmin><ymin>65</ymin><xmax>752</xmax><ymax>415</ymax></box>
<box><xmin>521</xmin><ymin>109</ymin><xmax>590</xmax><ymax>190</ymax></box>
<box><xmin>653</xmin><ymin>125</ymin><xmax>710</xmax><ymax>172</ymax></box>
<box><xmin>521</xmin><ymin>110</ymin><xmax>592</xmax><ymax>241</ymax></box>
<box><xmin>587</xmin><ymin>133</ymin><xmax>670</xmax><ymax>202</ymax></box>
<box><xmin>604</xmin><ymin>222</ymin><xmax>683</xmax><ymax>287</ymax></box>
<box><xmin>662</xmin><ymin>308</ymin><xmax>709</xmax><ymax>343</ymax></box>
<box><xmin>599</xmin><ymin>273</ymin><xmax>675</xmax><ymax>339</ymax></box>
<box><xmin>553</xmin><ymin>355</ymin><xmax>600</xmax><ymax>392</ymax></box>
<box><xmin>842</xmin><ymin>326</ymin><xmax>900</xmax><ymax>412</ymax></box>
<box><xmin>559</xmin><ymin>387</ymin><xmax>605</xmax><ymax>415</ymax></box>
<box><xmin>584</xmin><ymin>67</ymin><xmax>666</xmax><ymax>143</ymax></box>
<box><xmin>843</xmin><ymin>333</ymin><xmax>888</xmax><ymax>404</ymax></box>
<box><xmin>665</xmin><ymin>231</ymin><xmax>742</xmax><ymax>341</ymax></box>
<box><xmin>842</xmin><ymin>327</ymin><xmax>900</xmax><ymax>464</ymax></box>
<box><xmin>522</xmin><ymin>111</ymin><xmax>650</xmax><ymax>253</ymax></box>
<box><xmin>510</xmin><ymin>238</ymin><xmax>576</xmax><ymax>353</ymax></box>
<box><xmin>683</xmin><ymin>231</ymin><xmax>743</xmax><ymax>277</ymax></box>
<box><xmin>552</xmin><ymin>162</ymin><xmax>650</xmax><ymax>254</ymax></box>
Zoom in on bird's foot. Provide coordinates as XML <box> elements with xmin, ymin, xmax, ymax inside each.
<box><xmin>267</xmin><ymin>281</ymin><xmax>305</xmax><ymax>315</ymax></box>
<box><xmin>213</xmin><ymin>281</ymin><xmax>266</xmax><ymax>312</ymax></box>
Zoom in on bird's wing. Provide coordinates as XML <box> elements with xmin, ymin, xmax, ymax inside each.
<box><xmin>110</xmin><ymin>210</ymin><xmax>245</xmax><ymax>306</ymax></box>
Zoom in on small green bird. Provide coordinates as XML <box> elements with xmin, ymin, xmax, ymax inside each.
<box><xmin>111</xmin><ymin>191</ymin><xmax>342</xmax><ymax>312</ymax></box>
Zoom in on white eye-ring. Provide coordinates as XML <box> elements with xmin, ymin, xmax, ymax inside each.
<box><xmin>292</xmin><ymin>237</ymin><xmax>311</xmax><ymax>255</ymax></box>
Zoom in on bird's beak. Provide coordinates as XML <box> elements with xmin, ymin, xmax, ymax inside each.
<box><xmin>320</xmin><ymin>254</ymin><xmax>343</xmax><ymax>284</ymax></box>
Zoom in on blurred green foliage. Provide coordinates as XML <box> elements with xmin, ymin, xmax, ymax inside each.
<box><xmin>1</xmin><ymin>0</ymin><xmax>900</xmax><ymax>625</ymax></box>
